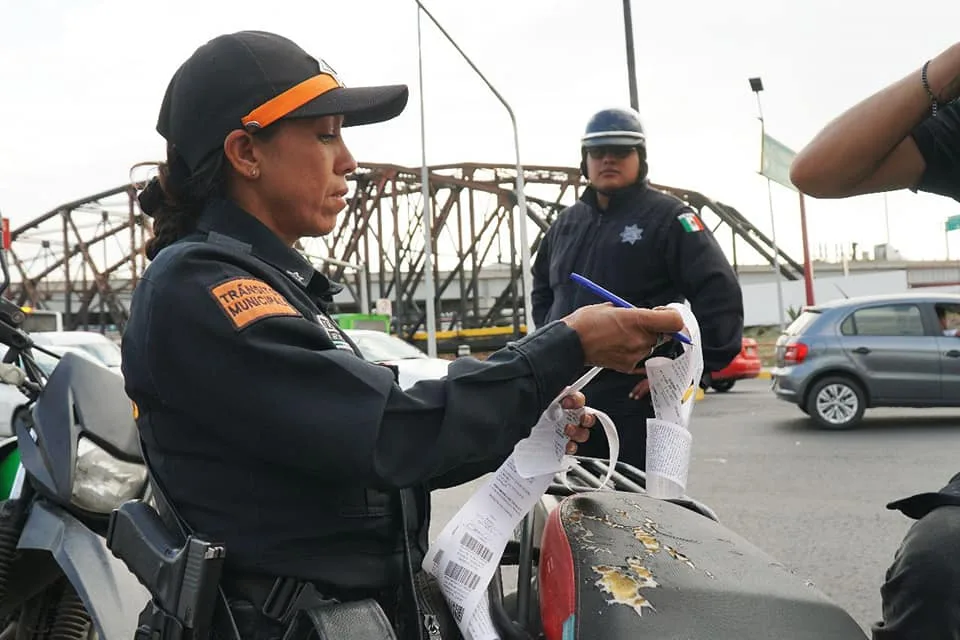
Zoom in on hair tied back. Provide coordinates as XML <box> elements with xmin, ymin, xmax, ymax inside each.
<box><xmin>138</xmin><ymin>176</ymin><xmax>164</xmax><ymax>217</ymax></box>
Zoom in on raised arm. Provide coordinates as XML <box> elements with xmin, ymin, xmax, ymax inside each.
<box><xmin>790</xmin><ymin>43</ymin><xmax>960</xmax><ymax>198</ymax></box>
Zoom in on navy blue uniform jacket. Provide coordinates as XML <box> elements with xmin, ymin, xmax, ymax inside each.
<box><xmin>532</xmin><ymin>183</ymin><xmax>744</xmax><ymax>403</ymax></box>
<box><xmin>121</xmin><ymin>198</ymin><xmax>588</xmax><ymax>589</ymax></box>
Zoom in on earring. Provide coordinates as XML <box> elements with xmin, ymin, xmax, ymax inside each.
<box><xmin>250</xmin><ymin>168</ymin><xmax>259</xmax><ymax>178</ymax></box>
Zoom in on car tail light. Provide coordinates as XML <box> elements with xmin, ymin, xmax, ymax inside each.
<box><xmin>784</xmin><ymin>342</ymin><xmax>809</xmax><ymax>364</ymax></box>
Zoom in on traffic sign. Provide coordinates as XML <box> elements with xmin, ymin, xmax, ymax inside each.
<box><xmin>946</xmin><ymin>215</ymin><xmax>960</xmax><ymax>232</ymax></box>
<box><xmin>760</xmin><ymin>133</ymin><xmax>798</xmax><ymax>192</ymax></box>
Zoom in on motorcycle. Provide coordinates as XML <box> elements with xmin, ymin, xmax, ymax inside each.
<box><xmin>0</xmin><ymin>247</ymin><xmax>150</xmax><ymax>640</ymax></box>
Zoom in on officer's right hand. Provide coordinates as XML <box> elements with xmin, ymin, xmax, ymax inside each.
<box><xmin>562</xmin><ymin>303</ymin><xmax>685</xmax><ymax>374</ymax></box>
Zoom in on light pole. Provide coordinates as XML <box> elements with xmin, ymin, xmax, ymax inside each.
<box><xmin>622</xmin><ymin>0</ymin><xmax>639</xmax><ymax>110</ymax></box>
<box><xmin>414</xmin><ymin>1</ymin><xmax>536</xmax><ymax>334</ymax></box>
<box><xmin>416</xmin><ymin>8</ymin><xmax>439</xmax><ymax>357</ymax></box>
<box><xmin>749</xmin><ymin>77</ymin><xmax>786</xmax><ymax>331</ymax></box>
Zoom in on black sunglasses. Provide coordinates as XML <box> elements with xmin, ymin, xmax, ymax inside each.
<box><xmin>586</xmin><ymin>146</ymin><xmax>636</xmax><ymax>160</ymax></box>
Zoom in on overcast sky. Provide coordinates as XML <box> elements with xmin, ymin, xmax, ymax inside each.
<box><xmin>2</xmin><ymin>0</ymin><xmax>959</xmax><ymax>268</ymax></box>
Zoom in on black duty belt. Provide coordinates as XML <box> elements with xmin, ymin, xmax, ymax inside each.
<box><xmin>222</xmin><ymin>574</ymin><xmax>333</xmax><ymax>625</ymax></box>
<box><xmin>222</xmin><ymin>573</ymin><xmax>402</xmax><ymax>627</ymax></box>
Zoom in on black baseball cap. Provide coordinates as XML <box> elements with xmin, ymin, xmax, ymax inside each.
<box><xmin>157</xmin><ymin>30</ymin><xmax>409</xmax><ymax>172</ymax></box>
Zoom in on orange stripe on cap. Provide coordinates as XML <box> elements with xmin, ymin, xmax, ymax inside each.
<box><xmin>241</xmin><ymin>73</ymin><xmax>342</xmax><ymax>130</ymax></box>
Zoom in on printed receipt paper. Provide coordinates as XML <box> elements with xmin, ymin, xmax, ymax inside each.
<box><xmin>422</xmin><ymin>302</ymin><xmax>702</xmax><ymax>639</ymax></box>
<box><xmin>644</xmin><ymin>304</ymin><xmax>704</xmax><ymax>492</ymax></box>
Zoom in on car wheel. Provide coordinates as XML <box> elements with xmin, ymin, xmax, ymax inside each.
<box><xmin>711</xmin><ymin>379</ymin><xmax>736</xmax><ymax>393</ymax></box>
<box><xmin>805</xmin><ymin>376</ymin><xmax>865</xmax><ymax>430</ymax></box>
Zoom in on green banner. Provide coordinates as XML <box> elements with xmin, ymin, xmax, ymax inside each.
<box><xmin>760</xmin><ymin>132</ymin><xmax>798</xmax><ymax>192</ymax></box>
<box><xmin>946</xmin><ymin>215</ymin><xmax>960</xmax><ymax>232</ymax></box>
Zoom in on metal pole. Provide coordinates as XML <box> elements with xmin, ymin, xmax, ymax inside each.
<box><xmin>622</xmin><ymin>0</ymin><xmax>639</xmax><ymax>111</ymax></box>
<box><xmin>414</xmin><ymin>0</ymin><xmax>536</xmax><ymax>332</ymax></box>
<box><xmin>416</xmin><ymin>7</ymin><xmax>438</xmax><ymax>357</ymax></box>
<box><xmin>883</xmin><ymin>193</ymin><xmax>891</xmax><ymax>246</ymax></box>
<box><xmin>753</xmin><ymin>85</ymin><xmax>786</xmax><ymax>330</ymax></box>
<box><xmin>798</xmin><ymin>193</ymin><xmax>815</xmax><ymax>306</ymax></box>
<box><xmin>512</xmin><ymin>126</ymin><xmax>534</xmax><ymax>332</ymax></box>
<box><xmin>766</xmin><ymin>177</ymin><xmax>786</xmax><ymax>330</ymax></box>
<box><xmin>359</xmin><ymin>262</ymin><xmax>370</xmax><ymax>315</ymax></box>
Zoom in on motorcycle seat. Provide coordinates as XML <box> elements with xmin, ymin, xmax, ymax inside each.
<box><xmin>538</xmin><ymin>491</ymin><xmax>867</xmax><ymax>640</ymax></box>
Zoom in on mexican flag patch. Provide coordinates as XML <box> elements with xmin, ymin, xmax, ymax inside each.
<box><xmin>678</xmin><ymin>211</ymin><xmax>705</xmax><ymax>233</ymax></box>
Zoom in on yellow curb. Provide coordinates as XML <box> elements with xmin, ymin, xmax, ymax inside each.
<box><xmin>757</xmin><ymin>370</ymin><xmax>772</xmax><ymax>380</ymax></box>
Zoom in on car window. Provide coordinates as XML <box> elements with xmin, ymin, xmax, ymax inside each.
<box><xmin>840</xmin><ymin>304</ymin><xmax>925</xmax><ymax>337</ymax></box>
<box><xmin>784</xmin><ymin>310</ymin><xmax>821</xmax><ymax>336</ymax></box>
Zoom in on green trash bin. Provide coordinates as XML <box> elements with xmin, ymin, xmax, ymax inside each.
<box><xmin>0</xmin><ymin>447</ymin><xmax>20</xmax><ymax>500</ymax></box>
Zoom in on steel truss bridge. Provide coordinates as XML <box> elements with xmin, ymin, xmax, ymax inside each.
<box><xmin>2</xmin><ymin>162</ymin><xmax>801</xmax><ymax>351</ymax></box>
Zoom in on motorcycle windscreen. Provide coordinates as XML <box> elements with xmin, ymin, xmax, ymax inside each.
<box><xmin>19</xmin><ymin>352</ymin><xmax>141</xmax><ymax>503</ymax></box>
<box><xmin>539</xmin><ymin>492</ymin><xmax>867</xmax><ymax>640</ymax></box>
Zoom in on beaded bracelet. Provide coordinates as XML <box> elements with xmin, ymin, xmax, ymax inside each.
<box><xmin>922</xmin><ymin>60</ymin><xmax>939</xmax><ymax>117</ymax></box>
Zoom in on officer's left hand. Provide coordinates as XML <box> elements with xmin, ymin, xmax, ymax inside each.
<box><xmin>560</xmin><ymin>391</ymin><xmax>596</xmax><ymax>454</ymax></box>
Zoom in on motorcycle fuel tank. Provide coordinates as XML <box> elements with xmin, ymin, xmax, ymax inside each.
<box><xmin>539</xmin><ymin>492</ymin><xmax>867</xmax><ymax>640</ymax></box>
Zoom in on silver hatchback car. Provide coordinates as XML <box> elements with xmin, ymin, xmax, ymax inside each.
<box><xmin>772</xmin><ymin>292</ymin><xmax>960</xmax><ymax>429</ymax></box>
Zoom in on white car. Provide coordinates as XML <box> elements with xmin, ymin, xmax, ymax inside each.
<box><xmin>0</xmin><ymin>344</ymin><xmax>111</xmax><ymax>436</ymax></box>
<box><xmin>345</xmin><ymin>329</ymin><xmax>450</xmax><ymax>389</ymax></box>
<box><xmin>30</xmin><ymin>331</ymin><xmax>122</xmax><ymax>375</ymax></box>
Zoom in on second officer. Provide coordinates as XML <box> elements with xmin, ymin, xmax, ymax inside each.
<box><xmin>531</xmin><ymin>107</ymin><xmax>744</xmax><ymax>470</ymax></box>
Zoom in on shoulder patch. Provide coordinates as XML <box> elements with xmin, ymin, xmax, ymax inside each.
<box><xmin>316</xmin><ymin>314</ymin><xmax>356</xmax><ymax>352</ymax></box>
<box><xmin>677</xmin><ymin>211</ymin><xmax>705</xmax><ymax>233</ymax></box>
<box><xmin>209</xmin><ymin>277</ymin><xmax>300</xmax><ymax>330</ymax></box>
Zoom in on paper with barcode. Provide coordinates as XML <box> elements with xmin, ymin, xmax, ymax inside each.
<box><xmin>422</xmin><ymin>367</ymin><xmax>618</xmax><ymax>640</ymax></box>
<box><xmin>644</xmin><ymin>303</ymin><xmax>704</xmax><ymax>493</ymax></box>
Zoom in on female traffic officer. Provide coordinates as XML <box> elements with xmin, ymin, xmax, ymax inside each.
<box><xmin>790</xmin><ymin>41</ymin><xmax>960</xmax><ymax>640</ymax></box>
<box><xmin>121</xmin><ymin>30</ymin><xmax>686</xmax><ymax>640</ymax></box>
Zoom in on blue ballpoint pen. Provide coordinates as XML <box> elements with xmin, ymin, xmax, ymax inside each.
<box><xmin>569</xmin><ymin>272</ymin><xmax>694</xmax><ymax>345</ymax></box>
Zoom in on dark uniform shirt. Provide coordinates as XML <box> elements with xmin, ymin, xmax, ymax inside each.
<box><xmin>910</xmin><ymin>99</ymin><xmax>960</xmax><ymax>201</ymax></box>
<box><xmin>531</xmin><ymin>183</ymin><xmax>744</xmax><ymax>398</ymax></box>
<box><xmin>886</xmin><ymin>99</ymin><xmax>960</xmax><ymax>521</ymax></box>
<box><xmin>120</xmin><ymin>197</ymin><xmax>587</xmax><ymax>590</ymax></box>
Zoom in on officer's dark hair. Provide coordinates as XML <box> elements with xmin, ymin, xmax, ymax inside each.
<box><xmin>138</xmin><ymin>145</ymin><xmax>227</xmax><ymax>258</ymax></box>
<box><xmin>138</xmin><ymin>128</ymin><xmax>277</xmax><ymax>258</ymax></box>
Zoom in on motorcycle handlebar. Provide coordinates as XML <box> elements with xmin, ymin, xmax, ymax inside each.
<box><xmin>0</xmin><ymin>247</ymin><xmax>57</xmax><ymax>398</ymax></box>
